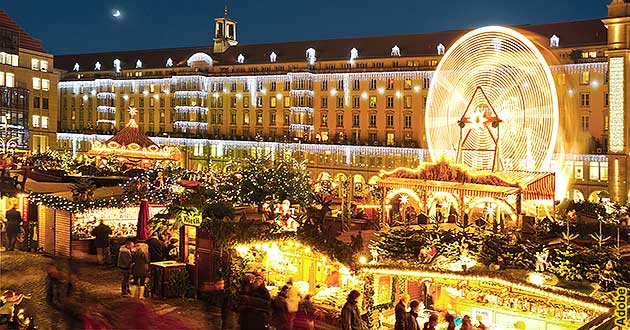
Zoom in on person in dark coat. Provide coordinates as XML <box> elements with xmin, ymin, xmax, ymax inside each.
<box><xmin>131</xmin><ymin>243</ymin><xmax>150</xmax><ymax>299</ymax></box>
<box><xmin>293</xmin><ymin>294</ymin><xmax>315</xmax><ymax>330</ymax></box>
<box><xmin>117</xmin><ymin>240</ymin><xmax>134</xmax><ymax>297</ymax></box>
<box><xmin>341</xmin><ymin>290</ymin><xmax>364</xmax><ymax>330</ymax></box>
<box><xmin>445</xmin><ymin>312</ymin><xmax>456</xmax><ymax>330</ymax></box>
<box><xmin>405</xmin><ymin>300</ymin><xmax>421</xmax><ymax>330</ymax></box>
<box><xmin>145</xmin><ymin>233</ymin><xmax>166</xmax><ymax>262</ymax></box>
<box><xmin>395</xmin><ymin>294</ymin><xmax>410</xmax><ymax>330</ymax></box>
<box><xmin>271</xmin><ymin>285</ymin><xmax>290</xmax><ymax>330</ymax></box>
<box><xmin>241</xmin><ymin>275</ymin><xmax>271</xmax><ymax>329</ymax></box>
<box><xmin>4</xmin><ymin>204</ymin><xmax>22</xmax><ymax>251</ymax></box>
<box><xmin>91</xmin><ymin>220</ymin><xmax>112</xmax><ymax>265</ymax></box>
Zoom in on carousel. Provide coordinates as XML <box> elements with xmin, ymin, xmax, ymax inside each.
<box><xmin>88</xmin><ymin>107</ymin><xmax>179</xmax><ymax>167</ymax></box>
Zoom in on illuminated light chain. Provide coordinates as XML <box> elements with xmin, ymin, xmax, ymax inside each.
<box><xmin>289</xmin><ymin>90</ymin><xmax>314</xmax><ymax>97</ymax></box>
<box><xmin>96</xmin><ymin>92</ymin><xmax>116</xmax><ymax>99</ymax></box>
<box><xmin>290</xmin><ymin>124</ymin><xmax>314</xmax><ymax>132</ymax></box>
<box><xmin>174</xmin><ymin>106</ymin><xmax>209</xmax><ymax>114</ymax></box>
<box><xmin>248</xmin><ymin>77</ymin><xmax>257</xmax><ymax>107</ymax></box>
<box><xmin>290</xmin><ymin>107</ymin><xmax>314</xmax><ymax>115</ymax></box>
<box><xmin>550</xmin><ymin>62</ymin><xmax>607</xmax><ymax>75</ymax></box>
<box><xmin>174</xmin><ymin>91</ymin><xmax>208</xmax><ymax>98</ymax></box>
<box><xmin>96</xmin><ymin>106</ymin><xmax>116</xmax><ymax>113</ymax></box>
<box><xmin>96</xmin><ymin>119</ymin><xmax>116</xmax><ymax>125</ymax></box>
<box><xmin>553</xmin><ymin>153</ymin><xmax>607</xmax><ymax>162</ymax></box>
<box><xmin>361</xmin><ymin>268</ymin><xmax>611</xmax><ymax>313</ymax></box>
<box><xmin>426</xmin><ymin>26</ymin><xmax>558</xmax><ymax>172</ymax></box>
<box><xmin>173</xmin><ymin>121</ymin><xmax>208</xmax><ymax>130</ymax></box>
<box><xmin>609</xmin><ymin>57</ymin><xmax>624</xmax><ymax>153</ymax></box>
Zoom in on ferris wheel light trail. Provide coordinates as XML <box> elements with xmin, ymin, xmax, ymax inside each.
<box><xmin>425</xmin><ymin>26</ymin><xmax>558</xmax><ymax>172</ymax></box>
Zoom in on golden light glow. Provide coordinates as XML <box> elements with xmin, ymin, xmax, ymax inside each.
<box><xmin>362</xmin><ymin>268</ymin><xmax>610</xmax><ymax>313</ymax></box>
<box><xmin>358</xmin><ymin>256</ymin><xmax>368</xmax><ymax>264</ymax></box>
<box><xmin>426</xmin><ymin>26</ymin><xmax>558</xmax><ymax>172</ymax></box>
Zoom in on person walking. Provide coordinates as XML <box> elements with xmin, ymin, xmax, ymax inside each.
<box><xmin>5</xmin><ymin>204</ymin><xmax>22</xmax><ymax>251</ymax></box>
<box><xmin>293</xmin><ymin>295</ymin><xmax>315</xmax><ymax>330</ymax></box>
<box><xmin>117</xmin><ymin>240</ymin><xmax>134</xmax><ymax>297</ymax></box>
<box><xmin>271</xmin><ymin>285</ymin><xmax>290</xmax><ymax>330</ymax></box>
<box><xmin>91</xmin><ymin>220</ymin><xmax>112</xmax><ymax>265</ymax></box>
<box><xmin>341</xmin><ymin>290</ymin><xmax>363</xmax><ymax>330</ymax></box>
<box><xmin>405</xmin><ymin>300</ymin><xmax>421</xmax><ymax>330</ymax></box>
<box><xmin>131</xmin><ymin>243</ymin><xmax>150</xmax><ymax>299</ymax></box>
<box><xmin>146</xmin><ymin>233</ymin><xmax>166</xmax><ymax>262</ymax></box>
<box><xmin>395</xmin><ymin>294</ymin><xmax>410</xmax><ymax>330</ymax></box>
<box><xmin>445</xmin><ymin>313</ymin><xmax>456</xmax><ymax>330</ymax></box>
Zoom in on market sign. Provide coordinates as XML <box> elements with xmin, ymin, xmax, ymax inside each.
<box><xmin>179</xmin><ymin>209</ymin><xmax>203</xmax><ymax>227</ymax></box>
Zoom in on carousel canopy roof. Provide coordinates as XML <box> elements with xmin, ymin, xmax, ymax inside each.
<box><xmin>379</xmin><ymin>161</ymin><xmax>555</xmax><ymax>200</ymax></box>
<box><xmin>88</xmin><ymin>107</ymin><xmax>178</xmax><ymax>162</ymax></box>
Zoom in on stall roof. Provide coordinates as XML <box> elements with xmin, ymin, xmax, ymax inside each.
<box><xmin>24</xmin><ymin>179</ymin><xmax>123</xmax><ymax>200</ymax></box>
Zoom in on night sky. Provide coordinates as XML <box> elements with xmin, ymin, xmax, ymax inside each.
<box><xmin>3</xmin><ymin>0</ymin><xmax>610</xmax><ymax>55</ymax></box>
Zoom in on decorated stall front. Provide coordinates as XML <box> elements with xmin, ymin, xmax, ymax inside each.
<box><xmin>361</xmin><ymin>267</ymin><xmax>610</xmax><ymax>330</ymax></box>
<box><xmin>376</xmin><ymin>161</ymin><xmax>555</xmax><ymax>228</ymax></box>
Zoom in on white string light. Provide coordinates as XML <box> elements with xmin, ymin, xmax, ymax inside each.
<box><xmin>174</xmin><ymin>106</ymin><xmax>209</xmax><ymax>114</ymax></box>
<box><xmin>96</xmin><ymin>106</ymin><xmax>116</xmax><ymax>113</ymax></box>
<box><xmin>173</xmin><ymin>121</ymin><xmax>208</xmax><ymax>130</ymax></box>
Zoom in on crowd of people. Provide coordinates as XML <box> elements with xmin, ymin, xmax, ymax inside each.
<box><xmin>393</xmin><ymin>294</ymin><xmax>488</xmax><ymax>330</ymax></box>
<box><xmin>231</xmin><ymin>274</ymin><xmax>318</xmax><ymax>330</ymax></box>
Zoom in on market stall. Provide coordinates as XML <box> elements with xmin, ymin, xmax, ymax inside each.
<box><xmin>361</xmin><ymin>267</ymin><xmax>611</xmax><ymax>330</ymax></box>
<box><xmin>233</xmin><ymin>240</ymin><xmax>363</xmax><ymax>317</ymax></box>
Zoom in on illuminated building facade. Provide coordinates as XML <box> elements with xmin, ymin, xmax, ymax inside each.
<box><xmin>53</xmin><ymin>3</ymin><xmax>625</xmax><ymax>202</ymax></box>
<box><xmin>0</xmin><ymin>10</ymin><xmax>57</xmax><ymax>153</ymax></box>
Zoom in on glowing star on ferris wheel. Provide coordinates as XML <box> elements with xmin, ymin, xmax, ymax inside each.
<box><xmin>456</xmin><ymin>86</ymin><xmax>503</xmax><ymax>171</ymax></box>
<box><xmin>127</xmin><ymin>106</ymin><xmax>138</xmax><ymax>117</ymax></box>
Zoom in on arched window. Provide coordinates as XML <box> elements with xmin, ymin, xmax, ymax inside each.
<box><xmin>94</xmin><ymin>61</ymin><xmax>101</xmax><ymax>71</ymax></box>
<box><xmin>391</xmin><ymin>45</ymin><xmax>401</xmax><ymax>57</ymax></box>
<box><xmin>270</xmin><ymin>52</ymin><xmax>277</xmax><ymax>63</ymax></box>
<box><xmin>136</xmin><ymin>59</ymin><xmax>142</xmax><ymax>69</ymax></box>
<box><xmin>350</xmin><ymin>48</ymin><xmax>359</xmax><ymax>61</ymax></box>
<box><xmin>166</xmin><ymin>58</ymin><xmax>173</xmax><ymax>67</ymax></box>
<box><xmin>113</xmin><ymin>59</ymin><xmax>121</xmax><ymax>73</ymax></box>
<box><xmin>186</xmin><ymin>52</ymin><xmax>213</xmax><ymax>67</ymax></box>
<box><xmin>437</xmin><ymin>43</ymin><xmax>445</xmax><ymax>55</ymax></box>
<box><xmin>237</xmin><ymin>54</ymin><xmax>245</xmax><ymax>64</ymax></box>
<box><xmin>73</xmin><ymin>63</ymin><xmax>80</xmax><ymax>71</ymax></box>
<box><xmin>306</xmin><ymin>48</ymin><xmax>316</xmax><ymax>65</ymax></box>
<box><xmin>550</xmin><ymin>35</ymin><xmax>560</xmax><ymax>48</ymax></box>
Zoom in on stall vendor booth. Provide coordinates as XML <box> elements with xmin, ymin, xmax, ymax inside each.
<box><xmin>36</xmin><ymin>204</ymin><xmax>165</xmax><ymax>259</ymax></box>
<box><xmin>361</xmin><ymin>267</ymin><xmax>611</xmax><ymax>330</ymax></box>
<box><xmin>234</xmin><ymin>241</ymin><xmax>364</xmax><ymax>315</ymax></box>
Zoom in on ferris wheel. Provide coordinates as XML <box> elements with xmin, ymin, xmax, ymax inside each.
<box><xmin>425</xmin><ymin>26</ymin><xmax>558</xmax><ymax>172</ymax></box>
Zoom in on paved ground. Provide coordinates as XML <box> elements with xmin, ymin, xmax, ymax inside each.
<box><xmin>0</xmin><ymin>250</ymin><xmax>219</xmax><ymax>330</ymax></box>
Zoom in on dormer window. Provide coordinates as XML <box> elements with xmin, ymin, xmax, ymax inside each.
<box><xmin>166</xmin><ymin>58</ymin><xmax>173</xmax><ymax>67</ymax></box>
<box><xmin>94</xmin><ymin>62</ymin><xmax>101</xmax><ymax>71</ymax></box>
<box><xmin>237</xmin><ymin>54</ymin><xmax>245</xmax><ymax>64</ymax></box>
<box><xmin>186</xmin><ymin>52</ymin><xmax>213</xmax><ymax>67</ymax></box>
<box><xmin>437</xmin><ymin>43</ymin><xmax>445</xmax><ymax>56</ymax></box>
<box><xmin>73</xmin><ymin>63</ymin><xmax>80</xmax><ymax>71</ymax></box>
<box><xmin>391</xmin><ymin>45</ymin><xmax>401</xmax><ymax>57</ymax></box>
<box><xmin>350</xmin><ymin>48</ymin><xmax>359</xmax><ymax>61</ymax></box>
<box><xmin>550</xmin><ymin>35</ymin><xmax>560</xmax><ymax>48</ymax></box>
<box><xmin>306</xmin><ymin>48</ymin><xmax>316</xmax><ymax>65</ymax></box>
<box><xmin>113</xmin><ymin>59</ymin><xmax>121</xmax><ymax>73</ymax></box>
<box><xmin>270</xmin><ymin>52</ymin><xmax>277</xmax><ymax>63</ymax></box>
<box><xmin>136</xmin><ymin>59</ymin><xmax>142</xmax><ymax>69</ymax></box>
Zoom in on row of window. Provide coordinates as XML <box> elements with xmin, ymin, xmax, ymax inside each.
<box><xmin>32</xmin><ymin>77</ymin><xmax>50</xmax><ymax>91</ymax></box>
<box><xmin>31</xmin><ymin>59</ymin><xmax>49</xmax><ymax>72</ymax></box>
<box><xmin>322</xmin><ymin>113</ymin><xmax>413</xmax><ymax>129</ymax></box>
<box><xmin>0</xmin><ymin>52</ymin><xmax>18</xmax><ymax>67</ymax></box>
<box><xmin>0</xmin><ymin>72</ymin><xmax>16</xmax><ymax>87</ymax></box>
<box><xmin>32</xmin><ymin>115</ymin><xmax>49</xmax><ymax>129</ymax></box>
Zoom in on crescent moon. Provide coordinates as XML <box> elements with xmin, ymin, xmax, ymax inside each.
<box><xmin>113</xmin><ymin>10</ymin><xmax>121</xmax><ymax>17</ymax></box>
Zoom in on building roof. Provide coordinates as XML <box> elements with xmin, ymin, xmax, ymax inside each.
<box><xmin>0</xmin><ymin>10</ymin><xmax>46</xmax><ymax>53</ymax></box>
<box><xmin>54</xmin><ymin>18</ymin><xmax>607</xmax><ymax>72</ymax></box>
<box><xmin>104</xmin><ymin>119</ymin><xmax>157</xmax><ymax>149</ymax></box>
